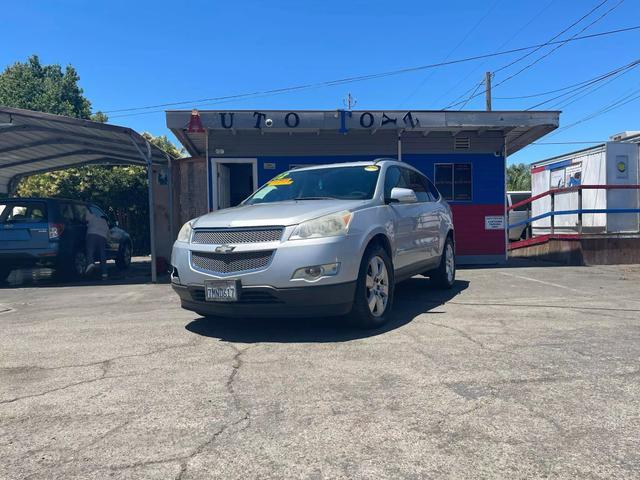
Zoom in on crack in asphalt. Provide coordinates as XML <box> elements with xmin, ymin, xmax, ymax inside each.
<box><xmin>0</xmin><ymin>374</ymin><xmax>130</xmax><ymax>405</ymax></box>
<box><xmin>107</xmin><ymin>343</ymin><xmax>257</xmax><ymax>480</ymax></box>
<box><xmin>174</xmin><ymin>343</ymin><xmax>256</xmax><ymax>480</ymax></box>
<box><xmin>0</xmin><ymin>338</ymin><xmax>201</xmax><ymax>374</ymax></box>
<box><xmin>428</xmin><ymin>321</ymin><xmax>494</xmax><ymax>351</ymax></box>
<box><xmin>0</xmin><ymin>339</ymin><xmax>201</xmax><ymax>405</ymax></box>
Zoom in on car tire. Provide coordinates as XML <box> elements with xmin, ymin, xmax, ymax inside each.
<box><xmin>430</xmin><ymin>235</ymin><xmax>455</xmax><ymax>289</ymax></box>
<box><xmin>349</xmin><ymin>244</ymin><xmax>395</xmax><ymax>329</ymax></box>
<box><xmin>58</xmin><ymin>250</ymin><xmax>87</xmax><ymax>279</ymax></box>
<box><xmin>0</xmin><ymin>267</ymin><xmax>12</xmax><ymax>282</ymax></box>
<box><xmin>116</xmin><ymin>242</ymin><xmax>132</xmax><ymax>270</ymax></box>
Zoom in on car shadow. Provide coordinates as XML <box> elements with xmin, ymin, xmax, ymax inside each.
<box><xmin>0</xmin><ymin>258</ymin><xmax>169</xmax><ymax>288</ymax></box>
<box><xmin>184</xmin><ymin>277</ymin><xmax>470</xmax><ymax>343</ymax></box>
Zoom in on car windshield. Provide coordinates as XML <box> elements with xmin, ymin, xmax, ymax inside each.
<box><xmin>244</xmin><ymin>165</ymin><xmax>380</xmax><ymax>205</ymax></box>
<box><xmin>0</xmin><ymin>202</ymin><xmax>48</xmax><ymax>224</ymax></box>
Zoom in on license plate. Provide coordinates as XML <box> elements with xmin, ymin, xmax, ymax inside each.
<box><xmin>204</xmin><ymin>280</ymin><xmax>239</xmax><ymax>302</ymax></box>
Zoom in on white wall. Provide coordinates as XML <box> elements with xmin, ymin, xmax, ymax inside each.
<box><xmin>606</xmin><ymin>142</ymin><xmax>639</xmax><ymax>232</ymax></box>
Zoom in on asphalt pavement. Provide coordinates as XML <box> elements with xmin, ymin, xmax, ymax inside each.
<box><xmin>1</xmin><ymin>261</ymin><xmax>639</xmax><ymax>479</ymax></box>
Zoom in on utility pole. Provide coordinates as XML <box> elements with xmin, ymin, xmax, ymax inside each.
<box><xmin>343</xmin><ymin>92</ymin><xmax>357</xmax><ymax>111</ymax></box>
<box><xmin>485</xmin><ymin>71</ymin><xmax>492</xmax><ymax>111</ymax></box>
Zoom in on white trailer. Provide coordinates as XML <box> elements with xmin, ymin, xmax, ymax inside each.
<box><xmin>530</xmin><ymin>139</ymin><xmax>639</xmax><ymax>235</ymax></box>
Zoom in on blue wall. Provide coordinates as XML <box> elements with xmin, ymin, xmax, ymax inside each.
<box><xmin>256</xmin><ymin>154</ymin><xmax>505</xmax><ymax>204</ymax></box>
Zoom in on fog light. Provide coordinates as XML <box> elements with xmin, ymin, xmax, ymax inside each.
<box><xmin>292</xmin><ymin>262</ymin><xmax>340</xmax><ymax>281</ymax></box>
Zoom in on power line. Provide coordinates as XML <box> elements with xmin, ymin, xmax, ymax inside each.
<box><xmin>542</xmin><ymin>61</ymin><xmax>638</xmax><ymax>110</ymax></box>
<box><xmin>435</xmin><ymin>0</ymin><xmax>557</xmax><ymax>107</ymax></box>
<box><xmin>494</xmin><ymin>0</ymin><xmax>610</xmax><ymax>75</ymax></box>
<box><xmin>444</xmin><ymin>0</ymin><xmax>624</xmax><ymax>109</ymax></box>
<box><xmin>532</xmin><ymin>141</ymin><xmax>606</xmax><ymax>145</ymax></box>
<box><xmin>495</xmin><ymin>0</ymin><xmax>624</xmax><ymax>89</ymax></box>
<box><xmin>398</xmin><ymin>0</ymin><xmax>501</xmax><ymax>107</ymax></box>
<box><xmin>554</xmin><ymin>86</ymin><xmax>640</xmax><ymax>133</ymax></box>
<box><xmin>457</xmin><ymin>77</ymin><xmax>487</xmax><ymax>110</ymax></box>
<box><xmin>524</xmin><ymin>58</ymin><xmax>640</xmax><ymax>110</ymax></box>
<box><xmin>105</xmin><ymin>25</ymin><xmax>640</xmax><ymax>118</ymax></box>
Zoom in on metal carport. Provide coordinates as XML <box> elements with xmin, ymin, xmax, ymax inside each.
<box><xmin>0</xmin><ymin>106</ymin><xmax>174</xmax><ymax>282</ymax></box>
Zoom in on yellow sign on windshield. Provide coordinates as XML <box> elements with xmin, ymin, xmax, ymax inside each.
<box><xmin>267</xmin><ymin>178</ymin><xmax>293</xmax><ymax>186</ymax></box>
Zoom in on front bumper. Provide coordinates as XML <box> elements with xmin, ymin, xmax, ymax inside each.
<box><xmin>171</xmin><ymin>231</ymin><xmax>363</xmax><ymax>289</ymax></box>
<box><xmin>172</xmin><ymin>281</ymin><xmax>356</xmax><ymax>318</ymax></box>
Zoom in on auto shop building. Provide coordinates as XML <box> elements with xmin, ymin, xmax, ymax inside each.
<box><xmin>166</xmin><ymin>109</ymin><xmax>559</xmax><ymax>264</ymax></box>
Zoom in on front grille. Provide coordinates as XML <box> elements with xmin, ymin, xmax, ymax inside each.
<box><xmin>192</xmin><ymin>228</ymin><xmax>283</xmax><ymax>245</ymax></box>
<box><xmin>191</xmin><ymin>250</ymin><xmax>274</xmax><ymax>274</ymax></box>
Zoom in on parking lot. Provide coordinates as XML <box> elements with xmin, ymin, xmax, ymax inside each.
<box><xmin>1</xmin><ymin>261</ymin><xmax>639</xmax><ymax>479</ymax></box>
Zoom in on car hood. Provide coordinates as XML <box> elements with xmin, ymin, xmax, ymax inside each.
<box><xmin>193</xmin><ymin>200</ymin><xmax>370</xmax><ymax>228</ymax></box>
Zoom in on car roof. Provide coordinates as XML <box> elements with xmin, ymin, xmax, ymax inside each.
<box><xmin>287</xmin><ymin>158</ymin><xmax>405</xmax><ymax>172</ymax></box>
<box><xmin>1</xmin><ymin>197</ymin><xmax>89</xmax><ymax>204</ymax></box>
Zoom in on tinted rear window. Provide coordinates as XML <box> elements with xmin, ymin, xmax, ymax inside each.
<box><xmin>0</xmin><ymin>202</ymin><xmax>48</xmax><ymax>224</ymax></box>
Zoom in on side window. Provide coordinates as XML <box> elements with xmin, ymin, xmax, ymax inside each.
<box><xmin>74</xmin><ymin>204</ymin><xmax>89</xmax><ymax>222</ymax></box>
<box><xmin>402</xmin><ymin>169</ymin><xmax>430</xmax><ymax>202</ymax></box>
<box><xmin>59</xmin><ymin>203</ymin><xmax>75</xmax><ymax>222</ymax></box>
<box><xmin>384</xmin><ymin>166</ymin><xmax>403</xmax><ymax>199</ymax></box>
<box><xmin>511</xmin><ymin>194</ymin><xmax>530</xmax><ymax>212</ymax></box>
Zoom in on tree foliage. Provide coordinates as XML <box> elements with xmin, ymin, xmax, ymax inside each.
<box><xmin>1</xmin><ymin>55</ymin><xmax>183</xmax><ymax>255</ymax></box>
<box><xmin>142</xmin><ymin>132</ymin><xmax>185</xmax><ymax>159</ymax></box>
<box><xmin>507</xmin><ymin>163</ymin><xmax>531</xmax><ymax>191</ymax></box>
<box><xmin>0</xmin><ymin>55</ymin><xmax>93</xmax><ymax>118</ymax></box>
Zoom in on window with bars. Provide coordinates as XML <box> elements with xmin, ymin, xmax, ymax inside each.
<box><xmin>434</xmin><ymin>163</ymin><xmax>472</xmax><ymax>201</ymax></box>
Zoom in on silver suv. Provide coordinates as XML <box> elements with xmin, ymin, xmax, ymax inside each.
<box><xmin>171</xmin><ymin>160</ymin><xmax>455</xmax><ymax>328</ymax></box>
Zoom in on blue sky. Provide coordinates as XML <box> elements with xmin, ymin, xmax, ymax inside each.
<box><xmin>2</xmin><ymin>0</ymin><xmax>639</xmax><ymax>164</ymax></box>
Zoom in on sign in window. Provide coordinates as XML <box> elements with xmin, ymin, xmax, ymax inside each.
<box><xmin>434</xmin><ymin>163</ymin><xmax>472</xmax><ymax>201</ymax></box>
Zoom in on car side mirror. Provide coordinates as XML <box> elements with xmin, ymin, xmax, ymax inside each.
<box><xmin>388</xmin><ymin>187</ymin><xmax>418</xmax><ymax>204</ymax></box>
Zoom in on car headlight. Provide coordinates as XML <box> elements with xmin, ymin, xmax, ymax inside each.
<box><xmin>177</xmin><ymin>220</ymin><xmax>194</xmax><ymax>243</ymax></box>
<box><xmin>290</xmin><ymin>210</ymin><xmax>353</xmax><ymax>240</ymax></box>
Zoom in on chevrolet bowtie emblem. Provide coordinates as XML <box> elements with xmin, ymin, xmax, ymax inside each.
<box><xmin>214</xmin><ymin>244</ymin><xmax>236</xmax><ymax>253</ymax></box>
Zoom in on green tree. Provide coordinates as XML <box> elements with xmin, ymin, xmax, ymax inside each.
<box><xmin>0</xmin><ymin>55</ymin><xmax>93</xmax><ymax>118</ymax></box>
<box><xmin>507</xmin><ymin>163</ymin><xmax>531</xmax><ymax>191</ymax></box>
<box><xmin>142</xmin><ymin>132</ymin><xmax>185</xmax><ymax>158</ymax></box>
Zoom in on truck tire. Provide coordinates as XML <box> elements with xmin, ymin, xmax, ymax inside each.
<box><xmin>350</xmin><ymin>244</ymin><xmax>395</xmax><ymax>329</ymax></box>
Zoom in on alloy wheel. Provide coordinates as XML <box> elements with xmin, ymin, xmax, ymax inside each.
<box><xmin>445</xmin><ymin>243</ymin><xmax>455</xmax><ymax>284</ymax></box>
<box><xmin>366</xmin><ymin>255</ymin><xmax>389</xmax><ymax>317</ymax></box>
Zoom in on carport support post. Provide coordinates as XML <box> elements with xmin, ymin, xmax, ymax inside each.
<box><xmin>167</xmin><ymin>154</ymin><xmax>174</xmax><ymax>240</ymax></box>
<box><xmin>130</xmin><ymin>134</ymin><xmax>157</xmax><ymax>283</ymax></box>
<box><xmin>146</xmin><ymin>150</ymin><xmax>157</xmax><ymax>283</ymax></box>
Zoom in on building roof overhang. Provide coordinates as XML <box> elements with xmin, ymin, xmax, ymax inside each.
<box><xmin>166</xmin><ymin>109</ymin><xmax>560</xmax><ymax>157</ymax></box>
